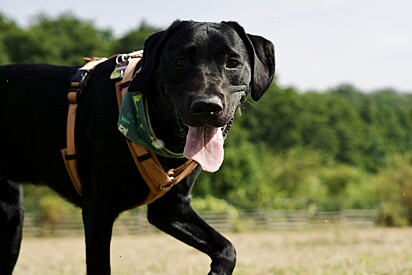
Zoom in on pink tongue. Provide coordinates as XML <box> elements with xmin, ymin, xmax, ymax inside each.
<box><xmin>183</xmin><ymin>126</ymin><xmax>224</xmax><ymax>172</ymax></box>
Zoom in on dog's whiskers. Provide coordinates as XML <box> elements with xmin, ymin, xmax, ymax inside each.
<box><xmin>222</xmin><ymin>118</ymin><xmax>233</xmax><ymax>139</ymax></box>
<box><xmin>172</xmin><ymin>108</ymin><xmax>188</xmax><ymax>143</ymax></box>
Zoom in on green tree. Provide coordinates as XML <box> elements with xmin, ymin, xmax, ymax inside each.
<box><xmin>111</xmin><ymin>21</ymin><xmax>160</xmax><ymax>54</ymax></box>
<box><xmin>239</xmin><ymin>85</ymin><xmax>303</xmax><ymax>151</ymax></box>
<box><xmin>1</xmin><ymin>13</ymin><xmax>115</xmax><ymax>65</ymax></box>
<box><xmin>29</xmin><ymin>13</ymin><xmax>114</xmax><ymax>65</ymax></box>
<box><xmin>0</xmin><ymin>13</ymin><xmax>19</xmax><ymax>64</ymax></box>
<box><xmin>301</xmin><ymin>92</ymin><xmax>339</xmax><ymax>158</ymax></box>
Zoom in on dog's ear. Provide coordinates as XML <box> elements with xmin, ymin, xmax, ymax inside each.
<box><xmin>128</xmin><ymin>20</ymin><xmax>183</xmax><ymax>92</ymax></box>
<box><xmin>222</xmin><ymin>21</ymin><xmax>275</xmax><ymax>101</ymax></box>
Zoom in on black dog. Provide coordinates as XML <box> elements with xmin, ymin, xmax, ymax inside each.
<box><xmin>0</xmin><ymin>20</ymin><xmax>275</xmax><ymax>274</ymax></box>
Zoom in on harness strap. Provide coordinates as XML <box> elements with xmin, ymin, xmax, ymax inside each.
<box><xmin>115</xmin><ymin>57</ymin><xmax>198</xmax><ymax>206</ymax></box>
<box><xmin>61</xmin><ymin>58</ymin><xmax>107</xmax><ymax>195</ymax></box>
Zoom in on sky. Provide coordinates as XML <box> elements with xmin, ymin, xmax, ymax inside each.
<box><xmin>1</xmin><ymin>0</ymin><xmax>411</xmax><ymax>93</ymax></box>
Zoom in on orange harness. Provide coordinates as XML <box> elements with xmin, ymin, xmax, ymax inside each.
<box><xmin>61</xmin><ymin>54</ymin><xmax>197</xmax><ymax>206</ymax></box>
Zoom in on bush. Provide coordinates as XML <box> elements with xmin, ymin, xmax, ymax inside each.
<box><xmin>372</xmin><ymin>154</ymin><xmax>412</xmax><ymax>226</ymax></box>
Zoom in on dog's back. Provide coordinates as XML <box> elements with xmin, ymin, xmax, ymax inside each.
<box><xmin>0</xmin><ymin>64</ymin><xmax>77</xmax><ymax>188</ymax></box>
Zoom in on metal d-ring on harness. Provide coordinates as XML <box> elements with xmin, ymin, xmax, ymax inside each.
<box><xmin>61</xmin><ymin>52</ymin><xmax>198</xmax><ymax>206</ymax></box>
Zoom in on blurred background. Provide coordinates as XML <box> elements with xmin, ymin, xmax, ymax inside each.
<box><xmin>1</xmin><ymin>0</ymin><xmax>412</xmax><ymax>232</ymax></box>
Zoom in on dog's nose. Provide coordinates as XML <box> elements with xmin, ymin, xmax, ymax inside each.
<box><xmin>190</xmin><ymin>96</ymin><xmax>223</xmax><ymax>117</ymax></box>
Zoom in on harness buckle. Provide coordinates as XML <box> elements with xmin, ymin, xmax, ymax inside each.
<box><xmin>67</xmin><ymin>69</ymin><xmax>91</xmax><ymax>104</ymax></box>
<box><xmin>71</xmin><ymin>69</ymin><xmax>90</xmax><ymax>85</ymax></box>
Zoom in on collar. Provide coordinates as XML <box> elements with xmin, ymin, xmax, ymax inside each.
<box><xmin>118</xmin><ymin>89</ymin><xmax>184</xmax><ymax>158</ymax></box>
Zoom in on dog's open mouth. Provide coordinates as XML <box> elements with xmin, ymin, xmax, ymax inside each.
<box><xmin>172</xmin><ymin>95</ymin><xmax>240</xmax><ymax>173</ymax></box>
<box><xmin>183</xmin><ymin>126</ymin><xmax>225</xmax><ymax>172</ymax></box>
<box><xmin>179</xmin><ymin>118</ymin><xmax>233</xmax><ymax>173</ymax></box>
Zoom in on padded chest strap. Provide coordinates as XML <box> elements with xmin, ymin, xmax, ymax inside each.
<box><xmin>115</xmin><ymin>56</ymin><xmax>198</xmax><ymax>206</ymax></box>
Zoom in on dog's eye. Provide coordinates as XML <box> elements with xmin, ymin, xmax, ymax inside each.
<box><xmin>226</xmin><ymin>59</ymin><xmax>240</xmax><ymax>69</ymax></box>
<box><xmin>174</xmin><ymin>57</ymin><xmax>187</xmax><ymax>67</ymax></box>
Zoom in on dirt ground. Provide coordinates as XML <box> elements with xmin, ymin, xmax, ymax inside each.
<box><xmin>13</xmin><ymin>227</ymin><xmax>412</xmax><ymax>274</ymax></box>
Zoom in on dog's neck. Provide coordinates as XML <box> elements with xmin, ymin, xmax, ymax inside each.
<box><xmin>144</xmin><ymin>83</ymin><xmax>186</xmax><ymax>155</ymax></box>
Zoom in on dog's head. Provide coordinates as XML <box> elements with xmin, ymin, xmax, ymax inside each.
<box><xmin>129</xmin><ymin>20</ymin><xmax>275</xmax><ymax>172</ymax></box>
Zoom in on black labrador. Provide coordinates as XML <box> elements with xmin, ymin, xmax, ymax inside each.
<box><xmin>0</xmin><ymin>20</ymin><xmax>275</xmax><ymax>274</ymax></box>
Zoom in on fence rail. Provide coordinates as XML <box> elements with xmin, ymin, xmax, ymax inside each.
<box><xmin>23</xmin><ymin>209</ymin><xmax>378</xmax><ymax>237</ymax></box>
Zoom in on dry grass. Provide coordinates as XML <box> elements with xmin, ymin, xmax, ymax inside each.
<box><xmin>13</xmin><ymin>227</ymin><xmax>412</xmax><ymax>274</ymax></box>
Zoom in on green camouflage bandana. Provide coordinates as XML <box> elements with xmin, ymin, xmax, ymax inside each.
<box><xmin>118</xmin><ymin>90</ymin><xmax>184</xmax><ymax>158</ymax></box>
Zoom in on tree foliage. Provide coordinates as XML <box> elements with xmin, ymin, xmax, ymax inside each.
<box><xmin>0</xmin><ymin>13</ymin><xmax>159</xmax><ymax>65</ymax></box>
<box><xmin>2</xmin><ymin>13</ymin><xmax>412</xmax><ymax>225</ymax></box>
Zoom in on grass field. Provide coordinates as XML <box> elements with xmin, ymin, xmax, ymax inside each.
<box><xmin>13</xmin><ymin>227</ymin><xmax>412</xmax><ymax>274</ymax></box>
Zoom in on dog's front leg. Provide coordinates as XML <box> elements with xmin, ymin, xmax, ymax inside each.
<box><xmin>147</xmin><ymin>169</ymin><xmax>236</xmax><ymax>275</ymax></box>
<box><xmin>82</xmin><ymin>196</ymin><xmax>118</xmax><ymax>275</ymax></box>
<box><xmin>0</xmin><ymin>179</ymin><xmax>23</xmax><ymax>275</ymax></box>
